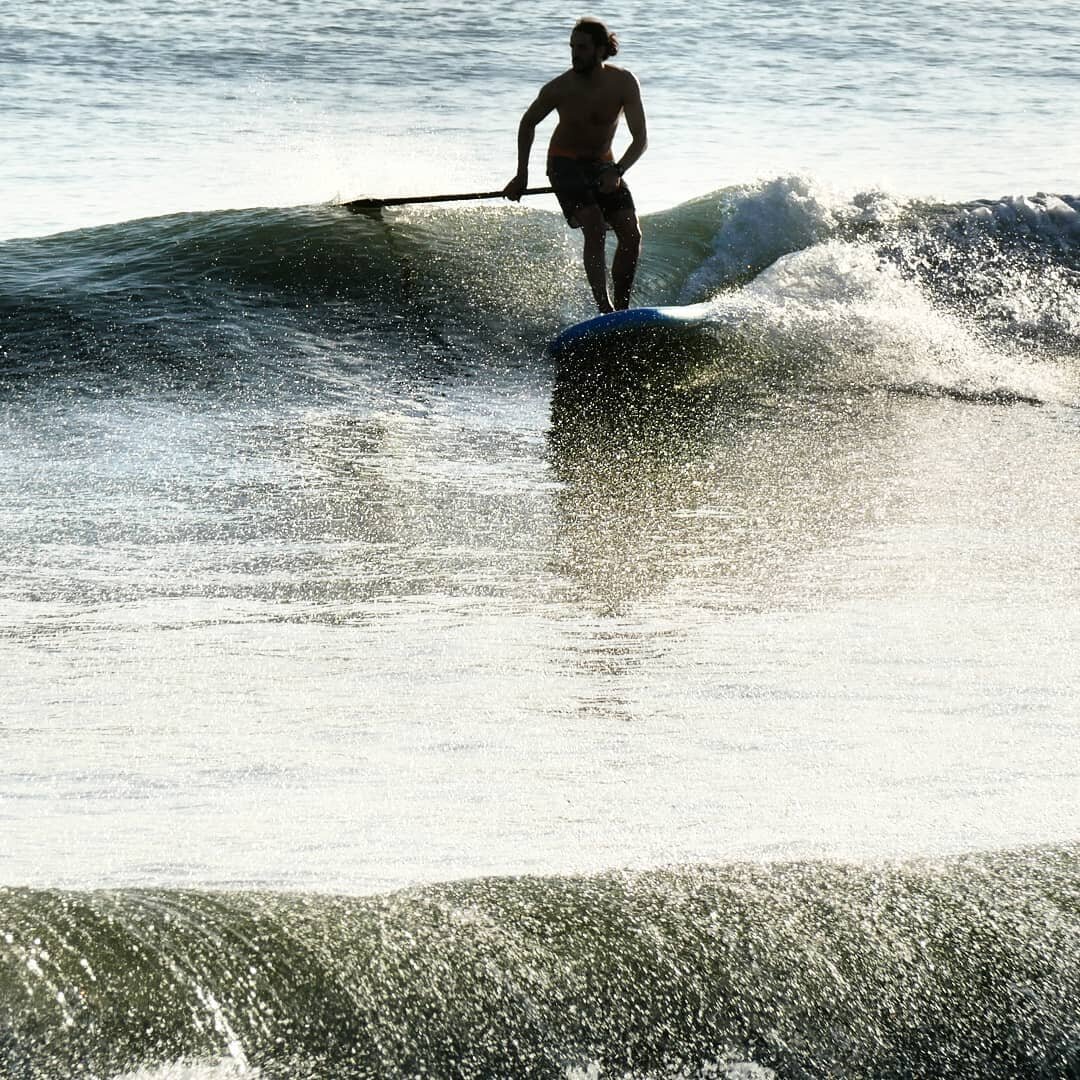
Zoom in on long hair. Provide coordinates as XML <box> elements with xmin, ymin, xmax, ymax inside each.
<box><xmin>573</xmin><ymin>18</ymin><xmax>618</xmax><ymax>59</ymax></box>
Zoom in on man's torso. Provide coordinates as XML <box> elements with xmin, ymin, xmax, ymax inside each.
<box><xmin>547</xmin><ymin>65</ymin><xmax>631</xmax><ymax>160</ymax></box>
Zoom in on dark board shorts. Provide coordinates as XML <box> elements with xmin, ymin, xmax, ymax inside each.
<box><xmin>547</xmin><ymin>157</ymin><xmax>636</xmax><ymax>229</ymax></box>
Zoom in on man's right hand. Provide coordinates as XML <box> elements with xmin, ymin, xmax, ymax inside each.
<box><xmin>503</xmin><ymin>175</ymin><xmax>527</xmax><ymax>201</ymax></box>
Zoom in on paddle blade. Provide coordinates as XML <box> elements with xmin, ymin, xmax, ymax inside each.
<box><xmin>344</xmin><ymin>198</ymin><xmax>385</xmax><ymax>212</ymax></box>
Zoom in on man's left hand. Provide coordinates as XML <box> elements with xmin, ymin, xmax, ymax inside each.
<box><xmin>597</xmin><ymin>166</ymin><xmax>621</xmax><ymax>195</ymax></box>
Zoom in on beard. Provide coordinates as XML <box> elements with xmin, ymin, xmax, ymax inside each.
<box><xmin>572</xmin><ymin>54</ymin><xmax>600</xmax><ymax>74</ymax></box>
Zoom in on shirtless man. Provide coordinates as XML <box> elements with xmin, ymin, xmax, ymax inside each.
<box><xmin>503</xmin><ymin>19</ymin><xmax>647</xmax><ymax>313</ymax></box>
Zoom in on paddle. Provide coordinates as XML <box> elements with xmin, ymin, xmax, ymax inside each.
<box><xmin>344</xmin><ymin>187</ymin><xmax>554</xmax><ymax>212</ymax></box>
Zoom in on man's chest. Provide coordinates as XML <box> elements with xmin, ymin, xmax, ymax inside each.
<box><xmin>557</xmin><ymin>86</ymin><xmax>623</xmax><ymax>126</ymax></box>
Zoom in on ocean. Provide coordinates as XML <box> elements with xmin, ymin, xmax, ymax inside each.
<box><xmin>2</xmin><ymin>1</ymin><xmax>1079</xmax><ymax>1077</ymax></box>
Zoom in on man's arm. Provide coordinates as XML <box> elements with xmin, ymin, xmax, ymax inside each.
<box><xmin>504</xmin><ymin>89</ymin><xmax>556</xmax><ymax>201</ymax></box>
<box><xmin>615</xmin><ymin>72</ymin><xmax>647</xmax><ymax>175</ymax></box>
<box><xmin>596</xmin><ymin>72</ymin><xmax>647</xmax><ymax>196</ymax></box>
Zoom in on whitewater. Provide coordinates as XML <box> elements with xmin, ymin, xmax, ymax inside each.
<box><xmin>2</xmin><ymin>2</ymin><xmax>1079</xmax><ymax>1077</ymax></box>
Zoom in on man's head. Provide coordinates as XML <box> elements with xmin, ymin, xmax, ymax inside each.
<box><xmin>570</xmin><ymin>19</ymin><xmax>618</xmax><ymax>73</ymax></box>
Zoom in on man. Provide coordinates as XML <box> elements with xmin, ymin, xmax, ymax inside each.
<box><xmin>504</xmin><ymin>19</ymin><xmax>647</xmax><ymax>313</ymax></box>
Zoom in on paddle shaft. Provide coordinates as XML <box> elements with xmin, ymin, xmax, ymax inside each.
<box><xmin>345</xmin><ymin>187</ymin><xmax>554</xmax><ymax>212</ymax></box>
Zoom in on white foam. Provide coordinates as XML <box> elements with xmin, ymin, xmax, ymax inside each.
<box><xmin>963</xmin><ymin>194</ymin><xmax>1080</xmax><ymax>246</ymax></box>
<box><xmin>698</xmin><ymin>240</ymin><xmax>1074</xmax><ymax>403</ymax></box>
<box><xmin>112</xmin><ymin>1061</ymin><xmax>259</xmax><ymax>1080</ymax></box>
<box><xmin>678</xmin><ymin>176</ymin><xmax>902</xmax><ymax>303</ymax></box>
<box><xmin>566</xmin><ymin>1060</ymin><xmax>777</xmax><ymax>1080</ymax></box>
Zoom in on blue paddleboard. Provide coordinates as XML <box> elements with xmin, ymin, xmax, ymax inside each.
<box><xmin>547</xmin><ymin>304</ymin><xmax>713</xmax><ymax>359</ymax></box>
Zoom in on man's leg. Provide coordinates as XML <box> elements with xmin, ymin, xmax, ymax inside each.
<box><xmin>576</xmin><ymin>204</ymin><xmax>613</xmax><ymax>314</ymax></box>
<box><xmin>608</xmin><ymin>207</ymin><xmax>642</xmax><ymax>311</ymax></box>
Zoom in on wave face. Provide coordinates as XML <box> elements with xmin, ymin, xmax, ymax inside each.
<box><xmin>2</xmin><ymin>848</ymin><xmax>1079</xmax><ymax>1079</ymax></box>
<box><xmin>1</xmin><ymin>180</ymin><xmax>1077</xmax><ymax>406</ymax></box>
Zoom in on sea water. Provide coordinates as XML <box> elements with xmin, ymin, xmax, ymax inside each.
<box><xmin>2</xmin><ymin>2</ymin><xmax>1079</xmax><ymax>1077</ymax></box>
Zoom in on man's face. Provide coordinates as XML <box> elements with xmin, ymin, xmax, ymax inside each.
<box><xmin>570</xmin><ymin>31</ymin><xmax>603</xmax><ymax>73</ymax></box>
